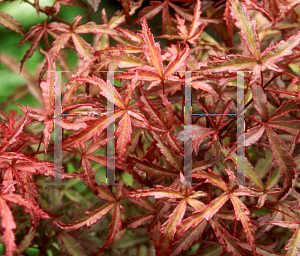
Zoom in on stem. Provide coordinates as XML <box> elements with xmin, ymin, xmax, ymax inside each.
<box><xmin>170</xmin><ymin>122</ymin><xmax>182</xmax><ymax>131</ymax></box>
<box><xmin>265</xmin><ymin>89</ymin><xmax>298</xmax><ymax>97</ymax></box>
<box><xmin>264</xmin><ymin>205</ymin><xmax>300</xmax><ymax>224</ymax></box>
<box><xmin>233</xmin><ymin>219</ymin><xmax>237</xmax><ymax>237</ymax></box>
<box><xmin>282</xmin><ymin>54</ymin><xmax>300</xmax><ymax>68</ymax></box>
<box><xmin>281</xmin><ymin>72</ymin><xmax>298</xmax><ymax>79</ymax></box>
<box><xmin>24</xmin><ymin>0</ymin><xmax>72</xmax><ymax>26</ymax></box>
<box><xmin>182</xmin><ymin>84</ymin><xmax>184</xmax><ymax>125</ymax></box>
<box><xmin>245</xmin><ymin>116</ymin><xmax>264</xmax><ymax>124</ymax></box>
<box><xmin>208</xmin><ymin>183</ymin><xmax>211</xmax><ymax>203</ymax></box>
<box><xmin>36</xmin><ymin>132</ymin><xmax>44</xmax><ymax>153</ymax></box>
<box><xmin>244</xmin><ymin>70</ymin><xmax>296</xmax><ymax>110</ymax></box>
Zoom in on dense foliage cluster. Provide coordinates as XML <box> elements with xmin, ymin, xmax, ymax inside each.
<box><xmin>0</xmin><ymin>0</ymin><xmax>300</xmax><ymax>255</ymax></box>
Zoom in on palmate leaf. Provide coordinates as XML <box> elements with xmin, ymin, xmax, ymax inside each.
<box><xmin>267</xmin><ymin>221</ymin><xmax>300</xmax><ymax>256</ymax></box>
<box><xmin>123</xmin><ymin>213</ymin><xmax>154</xmax><ymax>229</ymax></box>
<box><xmin>116</xmin><ymin>19</ymin><xmax>189</xmax><ymax>90</ymax></box>
<box><xmin>238</xmin><ymin>241</ymin><xmax>281</xmax><ymax>256</ymax></box>
<box><xmin>80</xmin><ymin>154</ymin><xmax>99</xmax><ymax>195</ymax></box>
<box><xmin>196</xmin><ymin>244</ymin><xmax>223</xmax><ymax>256</ymax></box>
<box><xmin>62</xmin><ymin>110</ymin><xmax>123</xmax><ymax>148</ymax></box>
<box><xmin>230</xmin><ymin>0</ymin><xmax>261</xmax><ymax>60</ymax></box>
<box><xmin>0</xmin><ymin>112</ymin><xmax>29</xmax><ymax>154</ymax></box>
<box><xmin>177</xmin><ymin>193</ymin><xmax>230</xmax><ymax>237</ymax></box>
<box><xmin>55</xmin><ymin>200</ymin><xmax>124</xmax><ymax>253</ymax></box>
<box><xmin>123</xmin><ymin>184</ymin><xmax>155</xmax><ymax>212</ymax></box>
<box><xmin>175</xmin><ymin>0</ymin><xmax>203</xmax><ymax>44</ymax></box>
<box><xmin>265</xmin><ymin>126</ymin><xmax>296</xmax><ymax>200</ymax></box>
<box><xmin>132</xmin><ymin>1</ymin><xmax>166</xmax><ymax>25</ymax></box>
<box><xmin>48</xmin><ymin>15</ymin><xmax>118</xmax><ymax>60</ymax></box>
<box><xmin>69</xmin><ymin>73</ymin><xmax>148</xmax><ymax>162</ymax></box>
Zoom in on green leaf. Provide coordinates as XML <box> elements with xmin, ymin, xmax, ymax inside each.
<box><xmin>18</xmin><ymin>227</ymin><xmax>36</xmax><ymax>254</ymax></box>
<box><xmin>59</xmin><ymin>233</ymin><xmax>87</xmax><ymax>256</ymax></box>
<box><xmin>265</xmin><ymin>167</ymin><xmax>282</xmax><ymax>190</ymax></box>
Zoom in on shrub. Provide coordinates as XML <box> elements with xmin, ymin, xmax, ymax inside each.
<box><xmin>0</xmin><ymin>0</ymin><xmax>300</xmax><ymax>255</ymax></box>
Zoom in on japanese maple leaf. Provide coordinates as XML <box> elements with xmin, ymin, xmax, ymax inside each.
<box><xmin>267</xmin><ymin>220</ymin><xmax>300</xmax><ymax>255</ymax></box>
<box><xmin>125</xmin><ymin>173</ymin><xmax>207</xmax><ymax>256</ymax></box>
<box><xmin>237</xmin><ymin>92</ymin><xmax>300</xmax><ymax>201</ymax></box>
<box><xmin>47</xmin><ymin>15</ymin><xmax>118</xmax><ymax>60</ymax></box>
<box><xmin>54</xmin><ymin>182</ymin><xmax>125</xmax><ymax>254</ymax></box>
<box><xmin>131</xmin><ymin>0</ymin><xmax>217</xmax><ymax>36</ymax></box>
<box><xmin>17</xmin><ymin>19</ymin><xmax>67</xmax><ymax>72</ymax></box>
<box><xmin>0</xmin><ymin>183</ymin><xmax>51</xmax><ymax>256</ymax></box>
<box><xmin>200</xmin><ymin>0</ymin><xmax>300</xmax><ymax>78</ymax></box>
<box><xmin>116</xmin><ymin>19</ymin><xmax>190</xmax><ymax>93</ymax></box>
<box><xmin>18</xmin><ymin>51</ymin><xmax>88</xmax><ymax>154</ymax></box>
<box><xmin>63</xmin><ymin>72</ymin><xmax>150</xmax><ymax>163</ymax></box>
<box><xmin>174</xmin><ymin>0</ymin><xmax>205</xmax><ymax>44</ymax></box>
<box><xmin>0</xmin><ymin>110</ymin><xmax>30</xmax><ymax>154</ymax></box>
<box><xmin>177</xmin><ymin>169</ymin><xmax>261</xmax><ymax>256</ymax></box>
